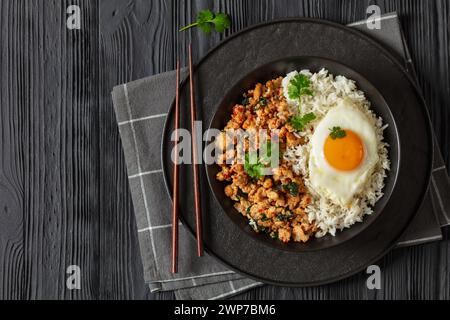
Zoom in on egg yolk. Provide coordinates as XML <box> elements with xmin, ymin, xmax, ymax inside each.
<box><xmin>324</xmin><ymin>129</ymin><xmax>364</xmax><ymax>171</ymax></box>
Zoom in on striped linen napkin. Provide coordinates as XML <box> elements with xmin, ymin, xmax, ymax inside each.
<box><xmin>111</xmin><ymin>12</ymin><xmax>449</xmax><ymax>300</ymax></box>
<box><xmin>112</xmin><ymin>68</ymin><xmax>262</xmax><ymax>299</ymax></box>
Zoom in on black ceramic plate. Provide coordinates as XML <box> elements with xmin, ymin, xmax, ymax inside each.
<box><xmin>161</xmin><ymin>18</ymin><xmax>433</xmax><ymax>286</ymax></box>
<box><xmin>207</xmin><ymin>56</ymin><xmax>399</xmax><ymax>252</ymax></box>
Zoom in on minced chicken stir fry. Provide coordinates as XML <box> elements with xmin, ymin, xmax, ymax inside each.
<box><xmin>215</xmin><ymin>77</ymin><xmax>317</xmax><ymax>243</ymax></box>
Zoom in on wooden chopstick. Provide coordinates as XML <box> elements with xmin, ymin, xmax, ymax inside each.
<box><xmin>171</xmin><ymin>60</ymin><xmax>181</xmax><ymax>273</ymax></box>
<box><xmin>188</xmin><ymin>43</ymin><xmax>204</xmax><ymax>257</ymax></box>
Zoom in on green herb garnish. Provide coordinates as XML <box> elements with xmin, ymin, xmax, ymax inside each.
<box><xmin>258</xmin><ymin>97</ymin><xmax>267</xmax><ymax>106</ymax></box>
<box><xmin>258</xmin><ymin>226</ymin><xmax>271</xmax><ymax>234</ymax></box>
<box><xmin>254</xmin><ymin>97</ymin><xmax>268</xmax><ymax>110</ymax></box>
<box><xmin>244</xmin><ymin>152</ymin><xmax>264</xmax><ymax>178</ymax></box>
<box><xmin>329</xmin><ymin>126</ymin><xmax>347</xmax><ymax>140</ymax></box>
<box><xmin>289</xmin><ymin>112</ymin><xmax>316</xmax><ymax>131</ymax></box>
<box><xmin>282</xmin><ymin>182</ymin><xmax>299</xmax><ymax>196</ymax></box>
<box><xmin>241</xmin><ymin>94</ymin><xmax>249</xmax><ymax>106</ymax></box>
<box><xmin>276</xmin><ymin>211</ymin><xmax>293</xmax><ymax>221</ymax></box>
<box><xmin>260</xmin><ymin>214</ymin><xmax>270</xmax><ymax>222</ymax></box>
<box><xmin>179</xmin><ymin>10</ymin><xmax>231</xmax><ymax>34</ymax></box>
<box><xmin>259</xmin><ymin>140</ymin><xmax>272</xmax><ymax>165</ymax></box>
<box><xmin>287</xmin><ymin>74</ymin><xmax>314</xmax><ymax>103</ymax></box>
<box><xmin>246</xmin><ymin>206</ymin><xmax>252</xmax><ymax>216</ymax></box>
<box><xmin>244</xmin><ymin>139</ymin><xmax>276</xmax><ymax>177</ymax></box>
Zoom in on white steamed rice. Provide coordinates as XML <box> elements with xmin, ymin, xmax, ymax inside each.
<box><xmin>282</xmin><ymin>68</ymin><xmax>390</xmax><ymax>237</ymax></box>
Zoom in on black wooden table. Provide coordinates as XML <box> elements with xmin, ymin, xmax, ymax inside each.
<box><xmin>0</xmin><ymin>0</ymin><xmax>449</xmax><ymax>300</ymax></box>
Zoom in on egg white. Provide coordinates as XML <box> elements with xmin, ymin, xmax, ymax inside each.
<box><xmin>308</xmin><ymin>99</ymin><xmax>379</xmax><ymax>206</ymax></box>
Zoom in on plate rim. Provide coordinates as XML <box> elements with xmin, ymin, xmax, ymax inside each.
<box><xmin>204</xmin><ymin>55</ymin><xmax>401</xmax><ymax>253</ymax></box>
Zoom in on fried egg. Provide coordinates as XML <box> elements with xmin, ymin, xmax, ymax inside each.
<box><xmin>309</xmin><ymin>99</ymin><xmax>379</xmax><ymax>206</ymax></box>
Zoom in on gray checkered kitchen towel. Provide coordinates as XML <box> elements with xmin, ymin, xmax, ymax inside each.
<box><xmin>112</xmin><ymin>68</ymin><xmax>262</xmax><ymax>300</ymax></box>
<box><xmin>111</xmin><ymin>13</ymin><xmax>450</xmax><ymax>300</ymax></box>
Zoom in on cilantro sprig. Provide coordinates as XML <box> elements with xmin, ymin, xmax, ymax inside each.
<box><xmin>289</xmin><ymin>112</ymin><xmax>316</xmax><ymax>131</ymax></box>
<box><xmin>243</xmin><ymin>140</ymin><xmax>276</xmax><ymax>178</ymax></box>
<box><xmin>329</xmin><ymin>127</ymin><xmax>347</xmax><ymax>140</ymax></box>
<box><xmin>287</xmin><ymin>74</ymin><xmax>314</xmax><ymax>103</ymax></box>
<box><xmin>179</xmin><ymin>10</ymin><xmax>231</xmax><ymax>34</ymax></box>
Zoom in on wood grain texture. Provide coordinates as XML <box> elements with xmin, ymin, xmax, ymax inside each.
<box><xmin>0</xmin><ymin>0</ymin><xmax>25</xmax><ymax>300</ymax></box>
<box><xmin>98</xmin><ymin>0</ymin><xmax>151</xmax><ymax>299</ymax></box>
<box><xmin>0</xmin><ymin>0</ymin><xmax>448</xmax><ymax>300</ymax></box>
<box><xmin>99</xmin><ymin>0</ymin><xmax>449</xmax><ymax>300</ymax></box>
<box><xmin>0</xmin><ymin>0</ymin><xmax>101</xmax><ymax>299</ymax></box>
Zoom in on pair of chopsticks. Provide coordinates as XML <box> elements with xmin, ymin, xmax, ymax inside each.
<box><xmin>172</xmin><ymin>44</ymin><xmax>203</xmax><ymax>274</ymax></box>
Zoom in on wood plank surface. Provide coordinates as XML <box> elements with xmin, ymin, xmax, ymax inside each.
<box><xmin>0</xmin><ymin>0</ymin><xmax>448</xmax><ymax>300</ymax></box>
<box><xmin>0</xmin><ymin>0</ymin><xmax>101</xmax><ymax>299</ymax></box>
<box><xmin>0</xmin><ymin>0</ymin><xmax>26</xmax><ymax>300</ymax></box>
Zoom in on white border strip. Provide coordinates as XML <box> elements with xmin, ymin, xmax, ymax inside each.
<box><xmin>229</xmin><ymin>280</ymin><xmax>236</xmax><ymax>292</ymax></box>
<box><xmin>347</xmin><ymin>13</ymin><xmax>398</xmax><ymax>27</ymax></box>
<box><xmin>156</xmin><ymin>271</ymin><xmax>235</xmax><ymax>283</ymax></box>
<box><xmin>124</xmin><ymin>84</ymin><xmax>159</xmax><ymax>266</ymax></box>
<box><xmin>138</xmin><ymin>223</ymin><xmax>182</xmax><ymax>233</ymax></box>
<box><xmin>129</xmin><ymin>169</ymin><xmax>163</xmax><ymax>179</ymax></box>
